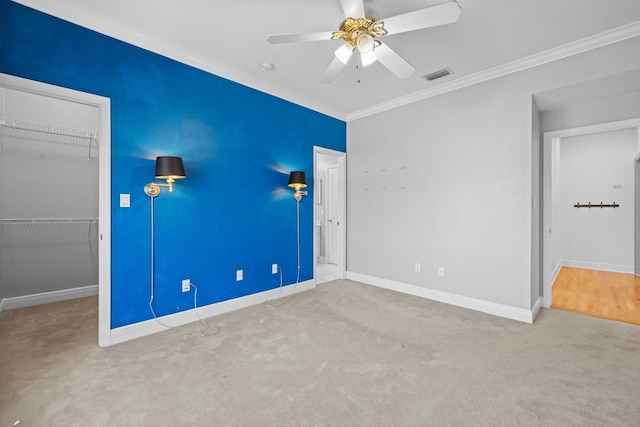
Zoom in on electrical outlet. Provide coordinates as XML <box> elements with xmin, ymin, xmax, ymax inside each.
<box><xmin>236</xmin><ymin>270</ymin><xmax>243</xmax><ymax>281</ymax></box>
<box><xmin>415</xmin><ymin>263</ymin><xmax>421</xmax><ymax>272</ymax></box>
<box><xmin>272</xmin><ymin>264</ymin><xmax>278</xmax><ymax>274</ymax></box>
<box><xmin>182</xmin><ymin>279</ymin><xmax>190</xmax><ymax>292</ymax></box>
<box><xmin>438</xmin><ymin>267</ymin><xmax>445</xmax><ymax>277</ymax></box>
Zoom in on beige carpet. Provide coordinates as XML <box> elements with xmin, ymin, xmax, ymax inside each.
<box><xmin>1</xmin><ymin>279</ymin><xmax>639</xmax><ymax>426</ymax></box>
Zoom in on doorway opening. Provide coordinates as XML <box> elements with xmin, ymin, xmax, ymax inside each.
<box><xmin>0</xmin><ymin>73</ymin><xmax>111</xmax><ymax>346</ymax></box>
<box><xmin>542</xmin><ymin>119</ymin><xmax>640</xmax><ymax>319</ymax></box>
<box><xmin>314</xmin><ymin>147</ymin><xmax>346</xmax><ymax>285</ymax></box>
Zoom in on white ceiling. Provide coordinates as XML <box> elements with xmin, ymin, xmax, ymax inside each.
<box><xmin>14</xmin><ymin>0</ymin><xmax>640</xmax><ymax>121</ymax></box>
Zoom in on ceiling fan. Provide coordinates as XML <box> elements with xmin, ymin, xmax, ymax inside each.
<box><xmin>267</xmin><ymin>0</ymin><xmax>462</xmax><ymax>83</ymax></box>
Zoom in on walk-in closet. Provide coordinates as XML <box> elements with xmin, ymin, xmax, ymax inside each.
<box><xmin>0</xmin><ymin>87</ymin><xmax>100</xmax><ymax>311</ymax></box>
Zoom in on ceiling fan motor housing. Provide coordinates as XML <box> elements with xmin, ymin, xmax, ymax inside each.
<box><xmin>332</xmin><ymin>17</ymin><xmax>386</xmax><ymax>52</ymax></box>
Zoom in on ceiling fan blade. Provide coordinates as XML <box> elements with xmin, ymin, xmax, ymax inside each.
<box><xmin>335</xmin><ymin>43</ymin><xmax>355</xmax><ymax>64</ymax></box>
<box><xmin>340</xmin><ymin>0</ymin><xmax>365</xmax><ymax>18</ymax></box>
<box><xmin>382</xmin><ymin>1</ymin><xmax>461</xmax><ymax>35</ymax></box>
<box><xmin>267</xmin><ymin>32</ymin><xmax>334</xmax><ymax>44</ymax></box>
<box><xmin>360</xmin><ymin>50</ymin><xmax>377</xmax><ymax>67</ymax></box>
<box><xmin>320</xmin><ymin>56</ymin><xmax>349</xmax><ymax>84</ymax></box>
<box><xmin>373</xmin><ymin>43</ymin><xmax>415</xmax><ymax>79</ymax></box>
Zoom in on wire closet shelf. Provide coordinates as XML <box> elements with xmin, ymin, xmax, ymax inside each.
<box><xmin>0</xmin><ymin>218</ymin><xmax>99</xmax><ymax>245</ymax></box>
<box><xmin>0</xmin><ymin>117</ymin><xmax>99</xmax><ymax>159</ymax></box>
<box><xmin>0</xmin><ymin>217</ymin><xmax>99</xmax><ymax>225</ymax></box>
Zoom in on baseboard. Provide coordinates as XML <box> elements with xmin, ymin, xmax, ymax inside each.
<box><xmin>346</xmin><ymin>272</ymin><xmax>537</xmax><ymax>324</ymax></box>
<box><xmin>552</xmin><ymin>262</ymin><xmax>563</xmax><ymax>284</ymax></box>
<box><xmin>0</xmin><ymin>285</ymin><xmax>98</xmax><ymax>315</ymax></box>
<box><xmin>110</xmin><ymin>279</ymin><xmax>315</xmax><ymax>345</ymax></box>
<box><xmin>560</xmin><ymin>259</ymin><xmax>633</xmax><ymax>274</ymax></box>
<box><xmin>531</xmin><ymin>297</ymin><xmax>542</xmax><ymax>322</ymax></box>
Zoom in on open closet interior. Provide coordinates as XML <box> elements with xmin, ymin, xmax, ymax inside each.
<box><xmin>0</xmin><ymin>87</ymin><xmax>100</xmax><ymax>311</ymax></box>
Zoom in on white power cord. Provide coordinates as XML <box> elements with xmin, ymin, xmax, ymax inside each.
<box><xmin>149</xmin><ymin>282</ymin><xmax>220</xmax><ymax>336</ymax></box>
<box><xmin>149</xmin><ymin>295</ymin><xmax>173</xmax><ymax>329</ymax></box>
<box><xmin>190</xmin><ymin>282</ymin><xmax>220</xmax><ymax>336</ymax></box>
<box><xmin>148</xmin><ymin>196</ymin><xmax>173</xmax><ymax>329</ymax></box>
<box><xmin>264</xmin><ymin>265</ymin><xmax>286</xmax><ymax>308</ymax></box>
<box><xmin>147</xmin><ymin>195</ymin><xmax>219</xmax><ymax>336</ymax></box>
<box><xmin>265</xmin><ymin>197</ymin><xmax>303</xmax><ymax>308</ymax></box>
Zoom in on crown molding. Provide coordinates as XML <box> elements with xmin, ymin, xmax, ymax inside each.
<box><xmin>347</xmin><ymin>20</ymin><xmax>640</xmax><ymax>121</ymax></box>
<box><xmin>11</xmin><ymin>1</ymin><xmax>640</xmax><ymax>123</ymax></box>
<box><xmin>11</xmin><ymin>0</ymin><xmax>348</xmax><ymax>121</ymax></box>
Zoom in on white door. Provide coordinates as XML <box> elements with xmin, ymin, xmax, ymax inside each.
<box><xmin>327</xmin><ymin>166</ymin><xmax>340</xmax><ymax>265</ymax></box>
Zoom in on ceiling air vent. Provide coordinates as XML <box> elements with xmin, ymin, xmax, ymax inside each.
<box><xmin>424</xmin><ymin>67</ymin><xmax>453</xmax><ymax>81</ymax></box>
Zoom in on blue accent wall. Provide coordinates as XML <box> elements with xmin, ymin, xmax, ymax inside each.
<box><xmin>0</xmin><ymin>0</ymin><xmax>346</xmax><ymax>328</ymax></box>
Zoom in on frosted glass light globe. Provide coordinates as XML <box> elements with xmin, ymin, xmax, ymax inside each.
<box><xmin>356</xmin><ymin>33</ymin><xmax>374</xmax><ymax>53</ymax></box>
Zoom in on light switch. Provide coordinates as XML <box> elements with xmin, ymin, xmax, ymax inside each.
<box><xmin>120</xmin><ymin>194</ymin><xmax>130</xmax><ymax>208</ymax></box>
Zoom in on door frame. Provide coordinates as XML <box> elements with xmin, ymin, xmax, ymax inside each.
<box><xmin>0</xmin><ymin>73</ymin><xmax>112</xmax><ymax>346</ymax></box>
<box><xmin>313</xmin><ymin>146</ymin><xmax>346</xmax><ymax>282</ymax></box>
<box><xmin>636</xmin><ymin>150</ymin><xmax>640</xmax><ymax>276</ymax></box>
<box><xmin>542</xmin><ymin>118</ymin><xmax>640</xmax><ymax>307</ymax></box>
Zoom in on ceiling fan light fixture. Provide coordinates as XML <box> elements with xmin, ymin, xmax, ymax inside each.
<box><xmin>268</xmin><ymin>1</ymin><xmax>462</xmax><ymax>83</ymax></box>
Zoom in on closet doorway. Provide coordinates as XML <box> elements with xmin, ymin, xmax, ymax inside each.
<box><xmin>0</xmin><ymin>74</ymin><xmax>111</xmax><ymax>347</ymax></box>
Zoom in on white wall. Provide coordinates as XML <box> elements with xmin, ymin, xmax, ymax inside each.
<box><xmin>0</xmin><ymin>88</ymin><xmax>100</xmax><ymax>299</ymax></box>
<box><xmin>541</xmin><ymin>92</ymin><xmax>640</xmax><ymax>133</ymax></box>
<box><xmin>557</xmin><ymin>129</ymin><xmax>636</xmax><ymax>272</ymax></box>
<box><xmin>346</xmin><ymin>36</ymin><xmax>640</xmax><ymax>314</ymax></box>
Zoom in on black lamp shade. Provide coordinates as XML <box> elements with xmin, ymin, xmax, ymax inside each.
<box><xmin>155</xmin><ymin>156</ymin><xmax>186</xmax><ymax>179</ymax></box>
<box><xmin>288</xmin><ymin>171</ymin><xmax>307</xmax><ymax>188</ymax></box>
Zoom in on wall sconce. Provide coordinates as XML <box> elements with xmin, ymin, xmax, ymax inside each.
<box><xmin>144</xmin><ymin>156</ymin><xmax>186</xmax><ymax>197</ymax></box>
<box><xmin>288</xmin><ymin>171</ymin><xmax>308</xmax><ymax>202</ymax></box>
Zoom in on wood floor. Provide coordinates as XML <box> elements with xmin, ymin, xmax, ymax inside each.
<box><xmin>552</xmin><ymin>266</ymin><xmax>640</xmax><ymax>325</ymax></box>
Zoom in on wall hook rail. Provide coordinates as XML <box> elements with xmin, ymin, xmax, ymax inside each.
<box><xmin>573</xmin><ymin>202</ymin><xmax>619</xmax><ymax>209</ymax></box>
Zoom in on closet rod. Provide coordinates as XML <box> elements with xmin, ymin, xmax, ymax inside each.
<box><xmin>0</xmin><ymin>217</ymin><xmax>99</xmax><ymax>225</ymax></box>
<box><xmin>0</xmin><ymin>117</ymin><xmax>98</xmax><ymax>159</ymax></box>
